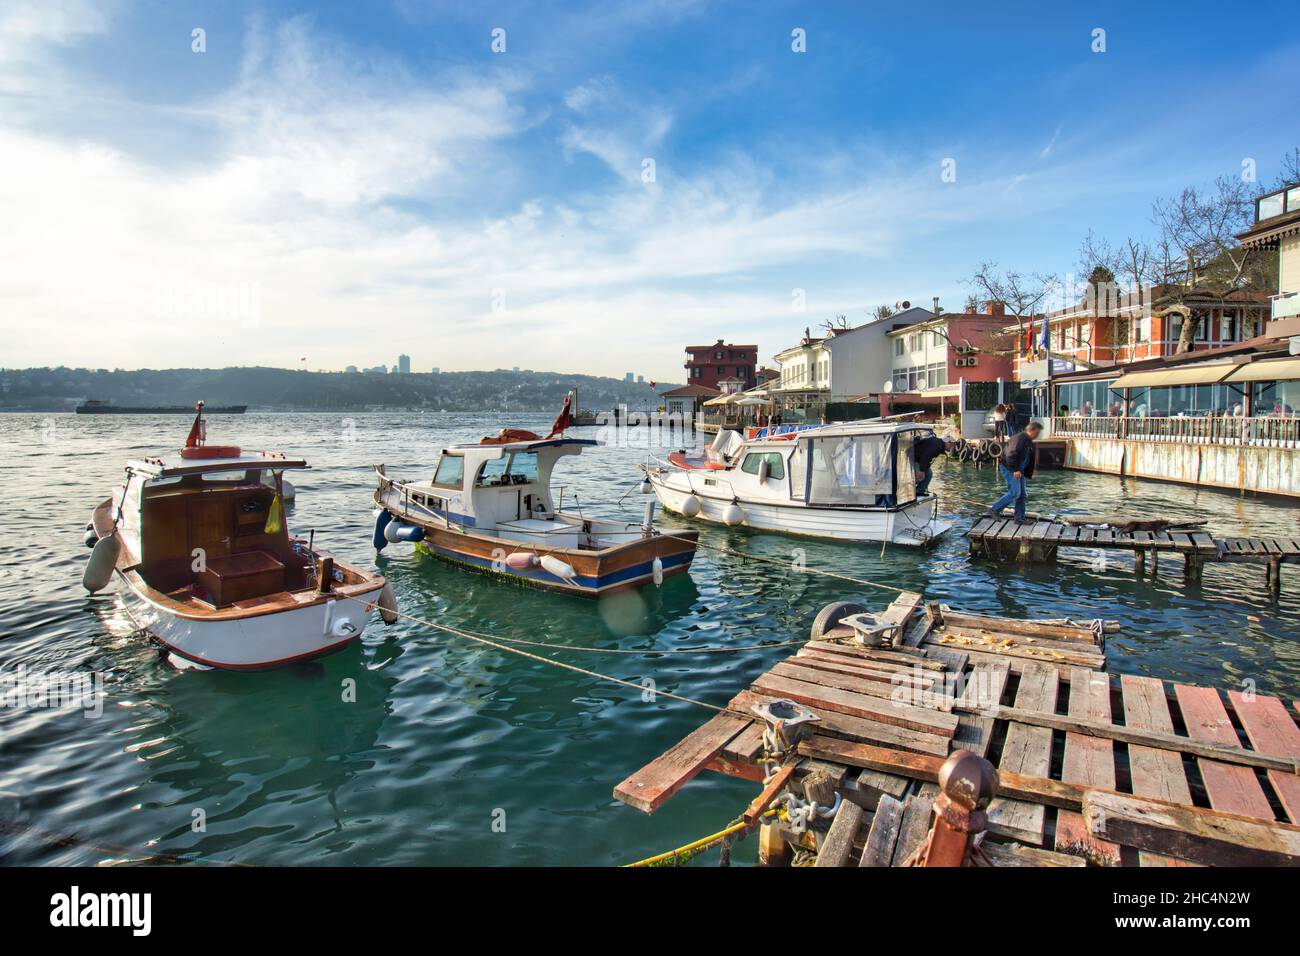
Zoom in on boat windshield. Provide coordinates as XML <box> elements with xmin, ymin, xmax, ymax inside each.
<box><xmin>806</xmin><ymin>435</ymin><xmax>893</xmax><ymax>505</ymax></box>
<box><xmin>476</xmin><ymin>451</ymin><xmax>540</xmax><ymax>487</ymax></box>
<box><xmin>433</xmin><ymin>454</ymin><xmax>465</xmax><ymax>487</ymax></box>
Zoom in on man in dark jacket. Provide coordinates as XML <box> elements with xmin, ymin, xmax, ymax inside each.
<box><xmin>913</xmin><ymin>432</ymin><xmax>950</xmax><ymax>496</ymax></box>
<box><xmin>989</xmin><ymin>421</ymin><xmax>1041</xmax><ymax>520</ymax></box>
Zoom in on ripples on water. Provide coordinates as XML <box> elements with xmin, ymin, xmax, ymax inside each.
<box><xmin>0</xmin><ymin>412</ymin><xmax>1296</xmax><ymax>866</ymax></box>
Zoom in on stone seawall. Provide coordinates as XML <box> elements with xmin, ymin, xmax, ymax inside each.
<box><xmin>1065</xmin><ymin>437</ymin><xmax>1300</xmax><ymax>498</ymax></box>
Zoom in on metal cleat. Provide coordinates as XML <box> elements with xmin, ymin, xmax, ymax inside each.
<box><xmin>841</xmin><ymin>612</ymin><xmax>903</xmax><ymax>647</ymax></box>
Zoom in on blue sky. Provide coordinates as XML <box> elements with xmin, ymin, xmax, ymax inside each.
<box><xmin>2</xmin><ymin>1</ymin><xmax>1297</xmax><ymax>381</ymax></box>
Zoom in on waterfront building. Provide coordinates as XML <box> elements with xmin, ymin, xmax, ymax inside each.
<box><xmin>1008</xmin><ymin>286</ymin><xmax>1271</xmax><ymax>383</ymax></box>
<box><xmin>881</xmin><ymin>302</ymin><xmax>1016</xmax><ymax>415</ymax></box>
<box><xmin>1237</xmin><ymin>179</ymin><xmax>1300</xmax><ymax>332</ymax></box>
<box><xmin>684</xmin><ymin>340</ymin><xmax>758</xmax><ymax>390</ymax></box>
<box><xmin>398</xmin><ymin>354</ymin><xmax>411</xmax><ymax>374</ymax></box>
<box><xmin>772</xmin><ymin>307</ymin><xmax>934</xmax><ymax>420</ymax></box>
<box><xmin>661</xmin><ymin>383</ymin><xmax>720</xmax><ymax>419</ymax></box>
<box><xmin>1045</xmin><ymin>330</ymin><xmax>1299</xmax><ymax>497</ymax></box>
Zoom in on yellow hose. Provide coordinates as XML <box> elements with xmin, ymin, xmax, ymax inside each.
<box><xmin>624</xmin><ymin>809</ymin><xmax>777</xmax><ymax>868</ymax></box>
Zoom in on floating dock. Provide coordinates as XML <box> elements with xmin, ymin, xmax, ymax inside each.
<box><xmin>615</xmin><ymin>592</ymin><xmax>1300</xmax><ymax>866</ymax></box>
<box><xmin>967</xmin><ymin>515</ymin><xmax>1299</xmax><ymax>594</ymax></box>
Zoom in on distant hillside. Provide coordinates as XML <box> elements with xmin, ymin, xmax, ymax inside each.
<box><xmin>0</xmin><ymin>366</ymin><xmax>675</xmax><ymax>413</ymax></box>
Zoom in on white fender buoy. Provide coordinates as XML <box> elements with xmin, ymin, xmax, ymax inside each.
<box><xmin>539</xmin><ymin>555</ymin><xmax>577</xmax><ymax>580</ymax></box>
<box><xmin>652</xmin><ymin>556</ymin><xmax>664</xmax><ymax>586</ymax></box>
<box><xmin>383</xmin><ymin>519</ymin><xmax>403</xmax><ymax>543</ymax></box>
<box><xmin>505</xmin><ymin>551</ymin><xmax>539</xmax><ymax>570</ymax></box>
<box><xmin>680</xmin><ymin>494</ymin><xmax>701</xmax><ymax>518</ymax></box>
<box><xmin>378</xmin><ymin>582</ymin><xmax>399</xmax><ymax>625</ymax></box>
<box><xmin>281</xmin><ymin>479</ymin><xmax>296</xmax><ymax>501</ymax></box>
<box><xmin>639</xmin><ymin>479</ymin><xmax>653</xmax><ymax>494</ymax></box>
<box><xmin>82</xmin><ymin>535</ymin><xmax>121</xmax><ymax>592</ymax></box>
<box><xmin>722</xmin><ymin>502</ymin><xmax>745</xmax><ymax>526</ymax></box>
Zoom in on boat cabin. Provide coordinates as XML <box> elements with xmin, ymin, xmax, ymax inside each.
<box><xmin>115</xmin><ymin>454</ymin><xmax>324</xmax><ymax>607</ymax></box>
<box><xmin>703</xmin><ymin>423</ymin><xmax>934</xmax><ymax>508</ymax></box>
<box><xmin>394</xmin><ymin>437</ymin><xmax>599</xmax><ymax>545</ymax></box>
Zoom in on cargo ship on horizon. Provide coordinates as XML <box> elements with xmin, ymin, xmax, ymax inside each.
<box><xmin>76</xmin><ymin>400</ymin><xmax>248</xmax><ymax>415</ymax></box>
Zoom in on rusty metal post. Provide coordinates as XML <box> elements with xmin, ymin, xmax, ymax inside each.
<box><xmin>917</xmin><ymin>750</ymin><xmax>998</xmax><ymax>867</ymax></box>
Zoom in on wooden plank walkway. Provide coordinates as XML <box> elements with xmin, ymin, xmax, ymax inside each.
<box><xmin>967</xmin><ymin>516</ymin><xmax>1299</xmax><ymax>594</ymax></box>
<box><xmin>614</xmin><ymin>591</ymin><xmax>1300</xmax><ymax>867</ymax></box>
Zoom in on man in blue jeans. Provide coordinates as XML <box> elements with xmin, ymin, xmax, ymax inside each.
<box><xmin>988</xmin><ymin>421</ymin><xmax>1042</xmax><ymax>520</ymax></box>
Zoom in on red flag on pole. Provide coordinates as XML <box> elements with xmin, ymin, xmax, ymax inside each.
<box><xmin>184</xmin><ymin>401</ymin><xmax>205</xmax><ymax>448</ymax></box>
<box><xmin>546</xmin><ymin>392</ymin><xmax>573</xmax><ymax>438</ymax></box>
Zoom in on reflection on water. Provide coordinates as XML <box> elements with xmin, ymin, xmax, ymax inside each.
<box><xmin>0</xmin><ymin>412</ymin><xmax>1297</xmax><ymax>866</ymax></box>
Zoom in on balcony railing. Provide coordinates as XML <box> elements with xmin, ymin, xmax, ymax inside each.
<box><xmin>1272</xmin><ymin>291</ymin><xmax>1300</xmax><ymax>321</ymax></box>
<box><xmin>1052</xmin><ymin>415</ymin><xmax>1300</xmax><ymax>448</ymax></box>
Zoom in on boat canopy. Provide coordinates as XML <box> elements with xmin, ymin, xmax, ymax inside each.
<box><xmin>126</xmin><ymin>453</ymin><xmax>308</xmax><ymax>479</ymax></box>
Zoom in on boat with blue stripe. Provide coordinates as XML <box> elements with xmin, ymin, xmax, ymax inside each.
<box><xmin>372</xmin><ymin>406</ymin><xmax>699</xmax><ymax>597</ymax></box>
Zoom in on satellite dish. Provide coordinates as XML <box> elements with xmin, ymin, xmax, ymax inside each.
<box><xmin>901</xmin><ymin>300</ymin><xmax>911</xmax><ymax>309</ymax></box>
<box><xmin>883</xmin><ymin>381</ymin><xmax>894</xmax><ymax>394</ymax></box>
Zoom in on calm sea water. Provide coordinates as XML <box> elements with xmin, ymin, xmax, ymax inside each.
<box><xmin>1</xmin><ymin>412</ymin><xmax>1297</xmax><ymax>866</ymax></box>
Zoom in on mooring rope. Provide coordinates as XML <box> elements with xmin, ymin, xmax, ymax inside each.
<box><xmin>488</xmin><ymin>632</ymin><xmax>809</xmax><ymax>655</ymax></box>
<box><xmin>648</xmin><ymin>529</ymin><xmax>911</xmax><ymax>595</ymax></box>
<box><xmin>343</xmin><ymin>596</ymin><xmax>735</xmax><ymax>715</ymax></box>
<box><xmin>623</xmin><ymin>808</ymin><xmax>777</xmax><ymax>868</ymax></box>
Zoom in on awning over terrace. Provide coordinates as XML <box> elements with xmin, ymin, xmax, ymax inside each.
<box><xmin>1222</xmin><ymin>357</ymin><xmax>1300</xmax><ymax>383</ymax></box>
<box><xmin>1110</xmin><ymin>364</ymin><xmax>1237</xmax><ymax>389</ymax></box>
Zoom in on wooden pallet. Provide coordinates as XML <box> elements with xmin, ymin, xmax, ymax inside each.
<box><xmin>614</xmin><ymin>592</ymin><xmax>1300</xmax><ymax>867</ymax></box>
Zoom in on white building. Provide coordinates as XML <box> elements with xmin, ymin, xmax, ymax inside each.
<box><xmin>773</xmin><ymin>307</ymin><xmax>936</xmax><ymax>416</ymax></box>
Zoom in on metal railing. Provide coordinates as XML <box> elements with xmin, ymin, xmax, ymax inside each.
<box><xmin>1051</xmin><ymin>415</ymin><xmax>1300</xmax><ymax>448</ymax></box>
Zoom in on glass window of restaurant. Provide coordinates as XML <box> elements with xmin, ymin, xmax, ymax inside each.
<box><xmin>1255</xmin><ymin>381</ymin><xmax>1300</xmax><ymax>416</ymax></box>
<box><xmin>1123</xmin><ymin>383</ymin><xmax>1247</xmax><ymax>417</ymax></box>
<box><xmin>1055</xmin><ymin>380</ymin><xmax>1124</xmax><ymax>416</ymax></box>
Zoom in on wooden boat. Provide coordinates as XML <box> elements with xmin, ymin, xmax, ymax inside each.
<box><xmin>373</xmin><ymin>414</ymin><xmax>698</xmax><ymax>596</ymax></box>
<box><xmin>81</xmin><ymin>403</ymin><xmax>394</xmax><ymax>670</ymax></box>
<box><xmin>641</xmin><ymin>421</ymin><xmax>952</xmax><ymax>546</ymax></box>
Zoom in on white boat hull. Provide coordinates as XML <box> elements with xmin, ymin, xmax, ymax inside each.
<box><xmin>647</xmin><ymin>472</ymin><xmax>951</xmax><ymax>546</ymax></box>
<box><xmin>116</xmin><ymin>571</ymin><xmax>385</xmax><ymax>670</ymax></box>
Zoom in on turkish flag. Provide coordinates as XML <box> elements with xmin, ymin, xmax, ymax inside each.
<box><xmin>185</xmin><ymin>401</ymin><xmax>205</xmax><ymax>448</ymax></box>
<box><xmin>547</xmin><ymin>392</ymin><xmax>573</xmax><ymax>438</ymax></box>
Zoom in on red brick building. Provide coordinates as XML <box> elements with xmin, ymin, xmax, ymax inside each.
<box><xmin>684</xmin><ymin>340</ymin><xmax>758</xmax><ymax>390</ymax></box>
<box><xmin>1009</xmin><ymin>286</ymin><xmax>1272</xmax><ymax>381</ymax></box>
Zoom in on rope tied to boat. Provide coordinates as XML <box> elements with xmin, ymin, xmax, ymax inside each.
<box><xmin>343</xmin><ymin>595</ymin><xmax>734</xmax><ymax>715</ymax></box>
<box><xmin>645</xmin><ymin>528</ymin><xmax>913</xmax><ymax>595</ymax></box>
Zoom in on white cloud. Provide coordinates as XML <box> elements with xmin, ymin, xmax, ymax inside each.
<box><xmin>0</xmin><ymin>10</ymin><xmax>1129</xmax><ymax>381</ymax></box>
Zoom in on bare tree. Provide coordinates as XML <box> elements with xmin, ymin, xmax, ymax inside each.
<box><xmin>962</xmin><ymin>261</ymin><xmax>1059</xmax><ymax>354</ymax></box>
<box><xmin>1076</xmin><ymin>229</ymin><xmax>1121</xmax><ymax>282</ymax></box>
<box><xmin>821</xmin><ymin>314</ymin><xmax>851</xmax><ymax>334</ymax></box>
<box><xmin>1271</xmin><ymin>147</ymin><xmax>1300</xmax><ymax>189</ymax></box>
<box><xmin>1151</xmin><ymin>174</ymin><xmax>1267</xmax><ymax>353</ymax></box>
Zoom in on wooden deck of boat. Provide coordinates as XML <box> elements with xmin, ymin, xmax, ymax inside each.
<box><xmin>966</xmin><ymin>515</ymin><xmax>1299</xmax><ymax>594</ymax></box>
<box><xmin>614</xmin><ymin>592</ymin><xmax>1300</xmax><ymax>867</ymax></box>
